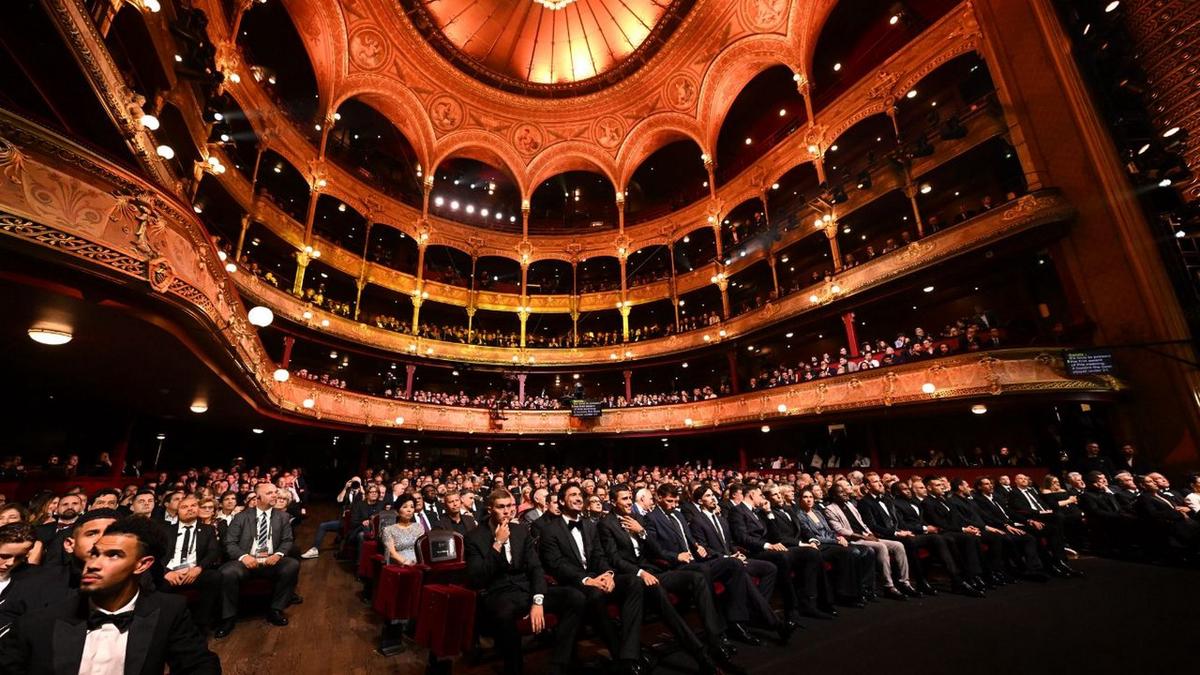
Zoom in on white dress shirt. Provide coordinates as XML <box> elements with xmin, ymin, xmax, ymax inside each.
<box><xmin>562</xmin><ymin>515</ymin><xmax>587</xmax><ymax>567</ymax></box>
<box><xmin>167</xmin><ymin>521</ymin><xmax>199</xmax><ymax>571</ymax></box>
<box><xmin>1186</xmin><ymin>492</ymin><xmax>1200</xmax><ymax>514</ymax></box>
<box><xmin>0</xmin><ymin>574</ymin><xmax>11</xmax><ymax>598</ymax></box>
<box><xmin>80</xmin><ymin>593</ymin><xmax>138</xmax><ymax>675</ymax></box>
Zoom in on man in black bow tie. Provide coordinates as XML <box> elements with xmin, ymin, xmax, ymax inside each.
<box><xmin>0</xmin><ymin>516</ymin><xmax>219</xmax><ymax>674</ymax></box>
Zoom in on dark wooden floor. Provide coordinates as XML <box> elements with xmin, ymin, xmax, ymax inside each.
<box><xmin>210</xmin><ymin>506</ymin><xmax>1199</xmax><ymax>675</ymax></box>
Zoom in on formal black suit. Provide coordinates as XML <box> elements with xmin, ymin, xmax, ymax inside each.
<box><xmin>1137</xmin><ymin>491</ymin><xmax>1200</xmax><ymax>551</ymax></box>
<box><xmin>857</xmin><ymin>493</ymin><xmax>943</xmax><ymax>589</ymax></box>
<box><xmin>434</xmin><ymin>513</ymin><xmax>477</xmax><ymax>537</ymax></box>
<box><xmin>1111</xmin><ymin>486</ymin><xmax>1140</xmax><ymax>513</ymax></box>
<box><xmin>729</xmin><ymin>502</ymin><xmax>828</xmax><ymax>615</ymax></box>
<box><xmin>218</xmin><ymin>507</ymin><xmax>300</xmax><ymax>620</ymax></box>
<box><xmin>919</xmin><ymin>496</ymin><xmax>985</xmax><ymax>577</ymax></box>
<box><xmin>157</xmin><ymin>521</ymin><xmax>223</xmax><ymax>630</ymax></box>
<box><xmin>32</xmin><ymin>522</ymin><xmax>75</xmax><ymax>569</ymax></box>
<box><xmin>538</xmin><ymin>515</ymin><xmax>643</xmax><ymax>662</ymax></box>
<box><xmin>683</xmin><ymin>507</ymin><xmax>781</xmax><ymax>627</ymax></box>
<box><xmin>598</xmin><ymin>512</ymin><xmax>723</xmax><ymax>650</ymax></box>
<box><xmin>0</xmin><ymin>561</ymin><xmax>77</xmax><ymax>634</ymax></box>
<box><xmin>465</xmin><ymin>520</ymin><xmax>583</xmax><ymax>675</ymax></box>
<box><xmin>947</xmin><ymin>495</ymin><xmax>1007</xmax><ymax>574</ymax></box>
<box><xmin>0</xmin><ymin>590</ymin><xmax>220</xmax><ymax>674</ymax></box>
<box><xmin>972</xmin><ymin>492</ymin><xmax>1043</xmax><ymax>573</ymax></box>
<box><xmin>1007</xmin><ymin>487</ymin><xmax>1068</xmax><ymax>562</ymax></box>
<box><xmin>1080</xmin><ymin>487</ymin><xmax>1139</xmax><ymax>551</ymax></box>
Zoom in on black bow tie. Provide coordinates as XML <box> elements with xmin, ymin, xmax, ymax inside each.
<box><xmin>87</xmin><ymin>609</ymin><xmax>134</xmax><ymax>632</ymax></box>
<box><xmin>567</xmin><ymin>520</ymin><xmax>582</xmax><ymax>531</ymax></box>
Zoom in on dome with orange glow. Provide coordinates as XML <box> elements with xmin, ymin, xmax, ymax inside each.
<box><xmin>402</xmin><ymin>0</ymin><xmax>695</xmax><ymax>96</ymax></box>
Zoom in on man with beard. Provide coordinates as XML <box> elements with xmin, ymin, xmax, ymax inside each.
<box><xmin>599</xmin><ymin>484</ymin><xmax>741</xmax><ymax>675</ymax></box>
<box><xmin>891</xmin><ymin>481</ymin><xmax>983</xmax><ymax>597</ymax></box>
<box><xmin>538</xmin><ymin>483</ymin><xmax>646</xmax><ymax>675</ymax></box>
<box><xmin>34</xmin><ymin>493</ymin><xmax>84</xmax><ymax>567</ymax></box>
<box><xmin>0</xmin><ymin>509</ymin><xmax>121</xmax><ymax>633</ymax></box>
<box><xmin>0</xmin><ymin>516</ymin><xmax>219</xmax><ymax>674</ymax></box>
<box><xmin>857</xmin><ymin>473</ymin><xmax>941</xmax><ymax>595</ymax></box>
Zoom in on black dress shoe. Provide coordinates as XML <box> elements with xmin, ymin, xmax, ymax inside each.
<box><xmin>917</xmin><ymin>583</ymin><xmax>939</xmax><ymax>596</ymax></box>
<box><xmin>842</xmin><ymin>597</ymin><xmax>868</xmax><ymax>609</ymax></box>
<box><xmin>708</xmin><ymin>646</ymin><xmax>748</xmax><ymax>675</ymax></box>
<box><xmin>289</xmin><ymin>593</ymin><xmax>304</xmax><ymax>605</ymax></box>
<box><xmin>775</xmin><ymin>620</ymin><xmax>796</xmax><ymax>645</ymax></box>
<box><xmin>952</xmin><ymin>580</ymin><xmax>985</xmax><ymax>598</ymax></box>
<box><xmin>1059</xmin><ymin>563</ymin><xmax>1084</xmax><ymax>578</ymax></box>
<box><xmin>883</xmin><ymin>587</ymin><xmax>907</xmax><ymax>601</ymax></box>
<box><xmin>974</xmin><ymin>575</ymin><xmax>996</xmax><ymax>590</ymax></box>
<box><xmin>266</xmin><ymin>610</ymin><xmax>289</xmax><ymax>626</ymax></box>
<box><xmin>213</xmin><ymin>620</ymin><xmax>235</xmax><ymax>639</ymax></box>
<box><xmin>714</xmin><ymin>643</ymin><xmax>738</xmax><ymax>662</ymax></box>
<box><xmin>817</xmin><ymin>603</ymin><xmax>840</xmax><ymax>617</ymax></box>
<box><xmin>899</xmin><ymin>583</ymin><xmax>921</xmax><ymax>598</ymax></box>
<box><xmin>726</xmin><ymin>624</ymin><xmax>761</xmax><ymax>647</ymax></box>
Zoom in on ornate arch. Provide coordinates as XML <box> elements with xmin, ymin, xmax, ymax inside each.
<box><xmin>696</xmin><ymin>34</ymin><xmax>801</xmax><ymax>153</ymax></box>
<box><xmin>331</xmin><ymin>77</ymin><xmax>436</xmax><ymax>172</ymax></box>
<box><xmin>525</xmin><ymin>142</ymin><xmax>620</xmax><ymax>198</ymax></box>
<box><xmin>616</xmin><ymin>114</ymin><xmax>707</xmax><ymax>191</ymax></box>
<box><xmin>279</xmin><ymin>0</ymin><xmax>347</xmax><ymax>115</ymax></box>
<box><xmin>429</xmin><ymin>130</ymin><xmax>530</xmax><ymax>197</ymax></box>
<box><xmin>788</xmin><ymin>0</ymin><xmax>841</xmax><ymax>79</ymax></box>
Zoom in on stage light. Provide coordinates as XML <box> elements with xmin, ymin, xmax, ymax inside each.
<box><xmin>922</xmin><ymin>383</ymin><xmax>936</xmax><ymax>394</ymax></box>
<box><xmin>139</xmin><ymin>114</ymin><xmax>160</xmax><ymax>130</ymax></box>
<box><xmin>190</xmin><ymin>402</ymin><xmax>208</xmax><ymax>414</ymax></box>
<box><xmin>273</xmin><ymin>368</ymin><xmax>290</xmax><ymax>382</ymax></box>
<box><xmin>302</xmin><ymin>398</ymin><xmax>315</xmax><ymax>408</ymax></box>
<box><xmin>155</xmin><ymin>145</ymin><xmax>175</xmax><ymax>159</ymax></box>
<box><xmin>247</xmin><ymin>306</ymin><xmax>274</xmax><ymax>327</ymax></box>
<box><xmin>971</xmin><ymin>404</ymin><xmax>988</xmax><ymax>415</ymax></box>
<box><xmin>777</xmin><ymin>404</ymin><xmax>788</xmax><ymax>413</ymax></box>
<box><xmin>28</xmin><ymin>327</ymin><xmax>72</xmax><ymax>346</ymax></box>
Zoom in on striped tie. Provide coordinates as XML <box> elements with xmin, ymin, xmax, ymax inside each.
<box><xmin>256</xmin><ymin>512</ymin><xmax>269</xmax><ymax>551</ymax></box>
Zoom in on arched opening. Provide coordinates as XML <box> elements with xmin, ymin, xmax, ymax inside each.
<box><xmin>237</xmin><ymin>221</ymin><xmax>298</xmax><ymax>289</ymax></box>
<box><xmin>767</xmin><ymin>163</ymin><xmax>821</xmax><ymax>232</ymax></box>
<box><xmin>367</xmin><ymin>225</ymin><xmax>419</xmax><ymax>276</ymax></box>
<box><xmin>417</xmin><ymin>299</ymin><xmax>470</xmax><ymax>340</ymax></box>
<box><xmin>775</xmin><ymin>234</ymin><xmax>835</xmax><ymax>297</ymax></box>
<box><xmin>299</xmin><ymin>258</ymin><xmax>359</xmax><ymax>318</ymax></box>
<box><xmin>894</xmin><ymin>53</ymin><xmax>995</xmax><ymax>142</ymax></box>
<box><xmin>206</xmin><ymin>94</ymin><xmax>260</xmax><ymax>180</ymax></box>
<box><xmin>577</xmin><ymin>256</ymin><xmax>622</xmax><ymax>294</ymax></box>
<box><xmin>328</xmin><ymin>98</ymin><xmax>423</xmax><ymax>209</ymax></box>
<box><xmin>105</xmin><ymin>6</ymin><xmax>172</xmax><ymax>104</ymax></box>
<box><xmin>423</xmin><ymin>245</ymin><xmax>474</xmax><ymax>289</ymax></box>
<box><xmin>475</xmin><ymin>256</ymin><xmax>522</xmax><ymax>295</ymax></box>
<box><xmin>673</xmin><ymin>227</ymin><xmax>718</xmax><ymax>274</ymax></box>
<box><xmin>311</xmin><ymin>194</ymin><xmax>369</xmax><ymax>254</ymax></box>
<box><xmin>913</xmin><ymin>136</ymin><xmax>1028</xmax><ymax>233</ymax></box>
<box><xmin>528</xmin><ymin>171</ymin><xmax>617</xmax><ymax>233</ymax></box>
<box><xmin>824</xmin><ymin>114</ymin><xmax>898</xmax><ymax>209</ymax></box>
<box><xmin>625</xmin><ymin>140</ymin><xmax>709</xmax><ymax>224</ymax></box>
<box><xmin>254</xmin><ymin>150</ymin><xmax>310</xmax><ymax>223</ymax></box>
<box><xmin>714</xmin><ymin>65</ymin><xmax>807</xmax><ymax>185</ymax></box>
<box><xmin>675</xmin><ymin>285</ymin><xmax>723</xmax><ymax>332</ymax></box>
<box><xmin>727</xmin><ymin>260</ymin><xmax>775</xmax><ymax>316</ymax></box>
<box><xmin>576</xmin><ymin>308</ymin><xmax>624</xmax><ymax>347</ymax></box>
<box><xmin>810</xmin><ymin>0</ymin><xmax>962</xmax><ymax>111</ymax></box>
<box><xmin>626</xmin><ymin>245</ymin><xmax>672</xmax><ymax>289</ymax></box>
<box><xmin>429</xmin><ymin>157</ymin><xmax>522</xmax><ymax>232</ymax></box>
<box><xmin>836</xmin><ymin>191</ymin><xmax>912</xmax><ymax>269</ymax></box>
<box><xmin>192</xmin><ymin>173</ymin><xmax>245</xmax><ymax>251</ymax></box>
<box><xmin>359</xmin><ymin>283</ymin><xmax>415</xmax><ymax>335</ymax></box>
<box><xmin>719</xmin><ymin>198</ymin><xmax>770</xmax><ymax>259</ymax></box>
<box><xmin>237</xmin><ymin>0</ymin><xmax>320</xmax><ymax>130</ymax></box>
<box><xmin>154</xmin><ymin>102</ymin><xmax>204</xmax><ymax>182</ymax></box>
<box><xmin>527</xmin><ymin>259</ymin><xmax>573</xmax><ymax>295</ymax></box>
<box><xmin>627</xmin><ymin>298</ymin><xmax>675</xmax><ymax>341</ymax></box>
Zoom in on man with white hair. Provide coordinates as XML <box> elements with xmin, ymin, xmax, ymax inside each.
<box><xmin>633</xmin><ymin>488</ymin><xmax>655</xmax><ymax>517</ymax></box>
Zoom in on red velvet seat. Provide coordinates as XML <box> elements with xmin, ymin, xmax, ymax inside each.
<box><xmin>372</xmin><ymin>564</ymin><xmax>426</xmax><ymax>620</ymax></box>
<box><xmin>416</xmin><ymin>584</ymin><xmax>477</xmax><ymax>658</ymax></box>
<box><xmin>357</xmin><ymin>539</ymin><xmax>381</xmax><ymax>579</ymax></box>
<box><xmin>416</xmin><ymin>531</ymin><xmax>468</xmax><ymax>584</ymax></box>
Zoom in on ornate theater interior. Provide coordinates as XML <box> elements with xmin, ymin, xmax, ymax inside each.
<box><xmin>0</xmin><ymin>0</ymin><xmax>1198</xmax><ymax>672</ymax></box>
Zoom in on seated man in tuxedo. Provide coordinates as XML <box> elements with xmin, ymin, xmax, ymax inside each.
<box><xmin>0</xmin><ymin>516</ymin><xmax>219</xmax><ymax>674</ymax></box>
<box><xmin>1079</xmin><ymin>472</ymin><xmax>1139</xmax><ymax>552</ymax></box>
<box><xmin>435</xmin><ymin>490</ymin><xmax>477</xmax><ymax>536</ymax></box>
<box><xmin>216</xmin><ymin>482</ymin><xmax>300</xmax><ymax>637</ymax></box>
<box><xmin>465</xmin><ymin>488</ymin><xmax>584</xmax><ymax>675</ymax></box>
<box><xmin>598</xmin><ymin>484</ymin><xmax>741</xmax><ymax>675</ymax></box>
<box><xmin>730</xmin><ymin>485</ymin><xmax>825</xmax><ymax>622</ymax></box>
<box><xmin>156</xmin><ymin>494</ymin><xmax>222</xmax><ymax>635</ymax></box>
<box><xmin>1136</xmin><ymin>474</ymin><xmax>1200</xmax><ymax>552</ymax></box>
<box><xmin>904</xmin><ymin>480</ymin><xmax>986</xmax><ymax>596</ymax></box>
<box><xmin>971</xmin><ymin>477</ymin><xmax>1048</xmax><ymax>581</ymax></box>
<box><xmin>1110</xmin><ymin>471</ymin><xmax>1141</xmax><ymax>512</ymax></box>
<box><xmin>1008</xmin><ymin>474</ymin><xmax>1082</xmax><ymax>577</ymax></box>
<box><xmin>858</xmin><ymin>473</ymin><xmax>941</xmax><ymax>595</ymax></box>
<box><xmin>537</xmin><ymin>482</ymin><xmax>645</xmax><ymax>675</ymax></box>
<box><xmin>0</xmin><ymin>509</ymin><xmax>122</xmax><ymax>632</ymax></box>
<box><xmin>684</xmin><ymin>485</ymin><xmax>792</xmax><ymax>642</ymax></box>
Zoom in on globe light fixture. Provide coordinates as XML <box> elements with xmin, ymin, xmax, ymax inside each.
<box><xmin>247</xmin><ymin>306</ymin><xmax>274</xmax><ymax>327</ymax></box>
<box><xmin>273</xmin><ymin>368</ymin><xmax>290</xmax><ymax>382</ymax></box>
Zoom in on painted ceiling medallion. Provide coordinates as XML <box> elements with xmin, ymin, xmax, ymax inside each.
<box><xmin>401</xmin><ymin>0</ymin><xmax>695</xmax><ymax>97</ymax></box>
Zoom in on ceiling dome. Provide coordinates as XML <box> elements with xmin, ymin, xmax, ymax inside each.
<box><xmin>402</xmin><ymin>0</ymin><xmax>695</xmax><ymax>97</ymax></box>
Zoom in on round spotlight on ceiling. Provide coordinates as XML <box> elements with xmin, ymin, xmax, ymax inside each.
<box><xmin>921</xmin><ymin>383</ymin><xmax>936</xmax><ymax>394</ymax></box>
<box><xmin>190</xmin><ymin>402</ymin><xmax>208</xmax><ymax>414</ymax></box>
<box><xmin>777</xmin><ymin>404</ymin><xmax>788</xmax><ymax>413</ymax></box>
<box><xmin>247</xmin><ymin>306</ymin><xmax>274</xmax><ymax>327</ymax></box>
<box><xmin>273</xmin><ymin>368</ymin><xmax>290</xmax><ymax>382</ymax></box>
<box><xmin>28</xmin><ymin>326</ymin><xmax>73</xmax><ymax>346</ymax></box>
<box><xmin>971</xmin><ymin>404</ymin><xmax>988</xmax><ymax>415</ymax></box>
<box><xmin>139</xmin><ymin>113</ymin><xmax>160</xmax><ymax>130</ymax></box>
<box><xmin>394</xmin><ymin>416</ymin><xmax>405</xmax><ymax>425</ymax></box>
<box><xmin>155</xmin><ymin>144</ymin><xmax>175</xmax><ymax>159</ymax></box>
<box><xmin>251</xmin><ymin>428</ymin><xmax>264</xmax><ymax>434</ymax></box>
<box><xmin>761</xmin><ymin>425</ymin><xmax>771</xmax><ymax>433</ymax></box>
<box><xmin>302</xmin><ymin>397</ymin><xmax>315</xmax><ymax>409</ymax></box>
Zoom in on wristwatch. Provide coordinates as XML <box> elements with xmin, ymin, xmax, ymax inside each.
<box><xmin>532</xmin><ymin>594</ymin><xmax>545</xmax><ymax>606</ymax></box>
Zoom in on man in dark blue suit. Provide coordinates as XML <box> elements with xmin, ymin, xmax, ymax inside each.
<box><xmin>727</xmin><ymin>484</ymin><xmax>826</xmax><ymax>621</ymax></box>
<box><xmin>646</xmin><ymin>484</ymin><xmax>790</xmax><ymax>646</ymax></box>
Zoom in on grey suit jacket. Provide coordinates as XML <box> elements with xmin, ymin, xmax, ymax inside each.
<box><xmin>224</xmin><ymin>508</ymin><xmax>294</xmax><ymax>560</ymax></box>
